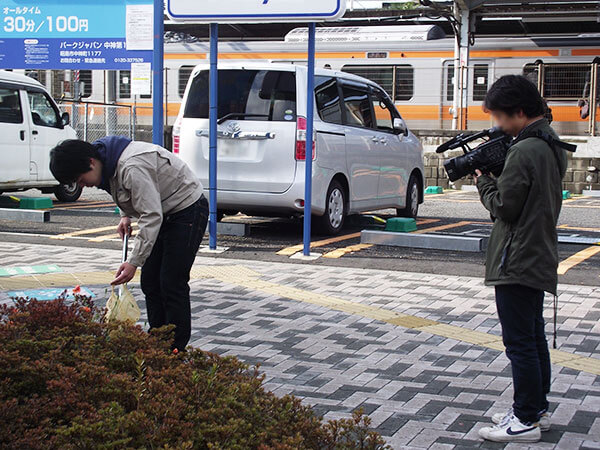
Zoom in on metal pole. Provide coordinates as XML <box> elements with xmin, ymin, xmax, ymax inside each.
<box><xmin>303</xmin><ymin>22</ymin><xmax>316</xmax><ymax>256</ymax></box>
<box><xmin>152</xmin><ymin>0</ymin><xmax>164</xmax><ymax>146</ymax></box>
<box><xmin>83</xmin><ymin>103</ymin><xmax>88</xmax><ymax>141</ymax></box>
<box><xmin>589</xmin><ymin>63</ymin><xmax>597</xmax><ymax>137</ymax></box>
<box><xmin>208</xmin><ymin>23</ymin><xmax>219</xmax><ymax>250</ymax></box>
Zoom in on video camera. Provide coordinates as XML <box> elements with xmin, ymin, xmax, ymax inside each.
<box><xmin>436</xmin><ymin>127</ymin><xmax>512</xmax><ymax>182</ymax></box>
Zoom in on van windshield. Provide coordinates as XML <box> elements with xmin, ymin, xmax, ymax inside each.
<box><xmin>183</xmin><ymin>69</ymin><xmax>296</xmax><ymax>122</ymax></box>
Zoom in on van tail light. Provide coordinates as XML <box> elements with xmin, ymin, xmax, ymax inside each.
<box><xmin>172</xmin><ymin>117</ymin><xmax>182</xmax><ymax>154</ymax></box>
<box><xmin>295</xmin><ymin>116</ymin><xmax>315</xmax><ymax>161</ymax></box>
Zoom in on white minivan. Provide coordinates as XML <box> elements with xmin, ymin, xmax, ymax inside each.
<box><xmin>174</xmin><ymin>63</ymin><xmax>424</xmax><ymax>234</ymax></box>
<box><xmin>0</xmin><ymin>70</ymin><xmax>81</xmax><ymax>202</ymax></box>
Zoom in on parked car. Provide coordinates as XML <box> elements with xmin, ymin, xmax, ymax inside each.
<box><xmin>174</xmin><ymin>63</ymin><xmax>424</xmax><ymax>234</ymax></box>
<box><xmin>0</xmin><ymin>70</ymin><xmax>81</xmax><ymax>202</ymax></box>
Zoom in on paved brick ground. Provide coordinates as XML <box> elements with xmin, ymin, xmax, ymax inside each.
<box><xmin>1</xmin><ymin>242</ymin><xmax>599</xmax><ymax>449</ymax></box>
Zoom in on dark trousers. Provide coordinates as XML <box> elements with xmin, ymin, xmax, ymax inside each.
<box><xmin>141</xmin><ymin>196</ymin><xmax>208</xmax><ymax>351</ymax></box>
<box><xmin>495</xmin><ymin>284</ymin><xmax>551</xmax><ymax>423</ymax></box>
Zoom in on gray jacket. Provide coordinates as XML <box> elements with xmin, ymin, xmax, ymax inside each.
<box><xmin>109</xmin><ymin>141</ymin><xmax>204</xmax><ymax>267</ymax></box>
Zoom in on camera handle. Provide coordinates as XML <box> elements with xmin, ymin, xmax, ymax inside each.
<box><xmin>436</xmin><ymin>126</ymin><xmax>505</xmax><ymax>154</ymax></box>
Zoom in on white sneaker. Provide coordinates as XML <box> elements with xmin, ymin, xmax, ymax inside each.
<box><xmin>479</xmin><ymin>414</ymin><xmax>541</xmax><ymax>443</ymax></box>
<box><xmin>492</xmin><ymin>408</ymin><xmax>551</xmax><ymax>432</ymax></box>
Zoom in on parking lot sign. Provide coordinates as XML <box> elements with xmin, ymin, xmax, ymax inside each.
<box><xmin>166</xmin><ymin>0</ymin><xmax>345</xmax><ymax>22</ymax></box>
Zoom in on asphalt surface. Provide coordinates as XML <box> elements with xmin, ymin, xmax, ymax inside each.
<box><xmin>1</xmin><ymin>187</ymin><xmax>599</xmax><ymax>286</ymax></box>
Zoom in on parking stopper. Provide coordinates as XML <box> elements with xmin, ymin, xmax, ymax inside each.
<box><xmin>425</xmin><ymin>186</ymin><xmax>444</xmax><ymax>194</ymax></box>
<box><xmin>385</xmin><ymin>217</ymin><xmax>417</xmax><ymax>233</ymax></box>
<box><xmin>562</xmin><ymin>190</ymin><xmax>571</xmax><ymax>200</ymax></box>
<box><xmin>19</xmin><ymin>197</ymin><xmax>53</xmax><ymax>210</ymax></box>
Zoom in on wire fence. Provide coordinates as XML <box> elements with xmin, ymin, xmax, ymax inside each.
<box><xmin>57</xmin><ymin>100</ymin><xmax>155</xmax><ymax>143</ymax></box>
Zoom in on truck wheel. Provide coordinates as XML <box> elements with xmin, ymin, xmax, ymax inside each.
<box><xmin>54</xmin><ymin>183</ymin><xmax>83</xmax><ymax>202</ymax></box>
<box><xmin>316</xmin><ymin>180</ymin><xmax>346</xmax><ymax>235</ymax></box>
<box><xmin>397</xmin><ymin>175</ymin><xmax>419</xmax><ymax>219</ymax></box>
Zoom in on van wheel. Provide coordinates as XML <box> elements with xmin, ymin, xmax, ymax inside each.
<box><xmin>316</xmin><ymin>180</ymin><xmax>346</xmax><ymax>235</ymax></box>
<box><xmin>397</xmin><ymin>175</ymin><xmax>419</xmax><ymax>219</ymax></box>
<box><xmin>54</xmin><ymin>183</ymin><xmax>83</xmax><ymax>202</ymax></box>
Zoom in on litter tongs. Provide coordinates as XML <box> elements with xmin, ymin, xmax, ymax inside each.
<box><xmin>119</xmin><ymin>233</ymin><xmax>129</xmax><ymax>296</ymax></box>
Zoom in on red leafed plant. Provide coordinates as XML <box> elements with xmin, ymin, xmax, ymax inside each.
<box><xmin>0</xmin><ymin>296</ymin><xmax>390</xmax><ymax>449</ymax></box>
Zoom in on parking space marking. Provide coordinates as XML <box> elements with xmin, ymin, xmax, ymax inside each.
<box><xmin>322</xmin><ymin>243</ymin><xmax>373</xmax><ymax>259</ymax></box>
<box><xmin>557</xmin><ymin>245</ymin><xmax>600</xmax><ymax>275</ymax></box>
<box><xmin>3</xmin><ymin>264</ymin><xmax>599</xmax><ymax>376</ymax></box>
<box><xmin>53</xmin><ymin>201</ymin><xmax>115</xmax><ymax>210</ymax></box>
<box><xmin>558</xmin><ymin>224</ymin><xmax>600</xmax><ymax>233</ymax></box>
<box><xmin>51</xmin><ymin>223</ymin><xmax>138</xmax><ymax>240</ymax></box>
<box><xmin>277</xmin><ymin>232</ymin><xmax>362</xmax><ymax>256</ymax></box>
<box><xmin>413</xmin><ymin>220</ymin><xmax>475</xmax><ymax>234</ymax></box>
<box><xmin>88</xmin><ymin>229</ymin><xmax>140</xmax><ymax>243</ymax></box>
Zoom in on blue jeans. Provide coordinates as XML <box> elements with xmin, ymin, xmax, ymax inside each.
<box><xmin>495</xmin><ymin>284</ymin><xmax>551</xmax><ymax>423</ymax></box>
<box><xmin>141</xmin><ymin>197</ymin><xmax>208</xmax><ymax>351</ymax></box>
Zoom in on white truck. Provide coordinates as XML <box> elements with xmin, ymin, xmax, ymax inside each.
<box><xmin>0</xmin><ymin>70</ymin><xmax>82</xmax><ymax>202</ymax></box>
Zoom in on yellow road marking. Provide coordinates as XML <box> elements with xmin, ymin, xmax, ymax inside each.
<box><xmin>53</xmin><ymin>201</ymin><xmax>115</xmax><ymax>210</ymax></box>
<box><xmin>2</xmin><ymin>264</ymin><xmax>600</xmax><ymax>375</ymax></box>
<box><xmin>51</xmin><ymin>223</ymin><xmax>138</xmax><ymax>240</ymax></box>
<box><xmin>277</xmin><ymin>232</ymin><xmax>362</xmax><ymax>256</ymax></box>
<box><xmin>323</xmin><ymin>243</ymin><xmax>373</xmax><ymax>259</ymax></box>
<box><xmin>88</xmin><ymin>229</ymin><xmax>140</xmax><ymax>243</ymax></box>
<box><xmin>558</xmin><ymin>224</ymin><xmax>600</xmax><ymax>233</ymax></box>
<box><xmin>557</xmin><ymin>245</ymin><xmax>600</xmax><ymax>275</ymax></box>
<box><xmin>413</xmin><ymin>220</ymin><xmax>475</xmax><ymax>234</ymax></box>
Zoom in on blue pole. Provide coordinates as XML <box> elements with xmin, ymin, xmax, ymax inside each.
<box><xmin>151</xmin><ymin>0</ymin><xmax>164</xmax><ymax>146</ymax></box>
<box><xmin>208</xmin><ymin>23</ymin><xmax>219</xmax><ymax>250</ymax></box>
<box><xmin>303</xmin><ymin>23</ymin><xmax>316</xmax><ymax>256</ymax></box>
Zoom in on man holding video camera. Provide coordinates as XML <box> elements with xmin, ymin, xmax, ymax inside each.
<box><xmin>474</xmin><ymin>75</ymin><xmax>567</xmax><ymax>443</ymax></box>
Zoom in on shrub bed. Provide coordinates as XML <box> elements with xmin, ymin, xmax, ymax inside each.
<box><xmin>0</xmin><ymin>296</ymin><xmax>390</xmax><ymax>449</ymax></box>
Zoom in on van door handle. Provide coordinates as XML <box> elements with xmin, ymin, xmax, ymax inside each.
<box><xmin>379</xmin><ymin>138</ymin><xmax>387</xmax><ymax>145</ymax></box>
<box><xmin>20</xmin><ymin>130</ymin><xmax>25</xmax><ymax>141</ymax></box>
<box><xmin>32</xmin><ymin>130</ymin><xmax>38</xmax><ymax>135</ymax></box>
<box><xmin>371</xmin><ymin>136</ymin><xmax>379</xmax><ymax>143</ymax></box>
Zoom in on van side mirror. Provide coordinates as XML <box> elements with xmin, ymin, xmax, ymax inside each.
<box><xmin>393</xmin><ymin>117</ymin><xmax>408</xmax><ymax>136</ymax></box>
<box><xmin>61</xmin><ymin>112</ymin><xmax>70</xmax><ymax>127</ymax></box>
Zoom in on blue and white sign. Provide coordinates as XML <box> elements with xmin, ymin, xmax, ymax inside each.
<box><xmin>0</xmin><ymin>0</ymin><xmax>153</xmax><ymax>69</ymax></box>
<box><xmin>167</xmin><ymin>0</ymin><xmax>346</xmax><ymax>23</ymax></box>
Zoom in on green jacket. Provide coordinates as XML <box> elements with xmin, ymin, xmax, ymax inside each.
<box><xmin>476</xmin><ymin>119</ymin><xmax>568</xmax><ymax>295</ymax></box>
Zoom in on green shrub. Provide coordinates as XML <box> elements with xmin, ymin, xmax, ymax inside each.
<box><xmin>0</xmin><ymin>296</ymin><xmax>390</xmax><ymax>449</ymax></box>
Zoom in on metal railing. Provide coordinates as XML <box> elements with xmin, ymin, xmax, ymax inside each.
<box><xmin>57</xmin><ymin>100</ymin><xmax>135</xmax><ymax>142</ymax></box>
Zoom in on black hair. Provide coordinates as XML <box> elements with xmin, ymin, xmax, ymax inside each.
<box><xmin>49</xmin><ymin>139</ymin><xmax>100</xmax><ymax>184</ymax></box>
<box><xmin>484</xmin><ymin>74</ymin><xmax>546</xmax><ymax>118</ymax></box>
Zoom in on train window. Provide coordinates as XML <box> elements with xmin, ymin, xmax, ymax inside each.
<box><xmin>119</xmin><ymin>70</ymin><xmax>131</xmax><ymax>99</ymax></box>
<box><xmin>51</xmin><ymin>70</ymin><xmax>65</xmax><ymax>98</ymax></box>
<box><xmin>315</xmin><ymin>76</ymin><xmax>342</xmax><ymax>125</ymax></box>
<box><xmin>78</xmin><ymin>70</ymin><xmax>92</xmax><ymax>98</ymax></box>
<box><xmin>394</xmin><ymin>65</ymin><xmax>414</xmax><ymax>101</ymax></box>
<box><xmin>0</xmin><ymin>88</ymin><xmax>23</xmax><ymax>124</ymax></box>
<box><xmin>341</xmin><ymin>65</ymin><xmax>394</xmax><ymax>98</ymax></box>
<box><xmin>119</xmin><ymin>70</ymin><xmax>151</xmax><ymax>99</ymax></box>
<box><xmin>25</xmin><ymin>70</ymin><xmax>47</xmax><ymax>87</ymax></box>
<box><xmin>524</xmin><ymin>63</ymin><xmax>591</xmax><ymax>100</ymax></box>
<box><xmin>472</xmin><ymin>64</ymin><xmax>488</xmax><ymax>101</ymax></box>
<box><xmin>446</xmin><ymin>64</ymin><xmax>454</xmax><ymax>102</ymax></box>
<box><xmin>184</xmin><ymin>69</ymin><xmax>296</xmax><ymax>122</ymax></box>
<box><xmin>178</xmin><ymin>66</ymin><xmax>194</xmax><ymax>98</ymax></box>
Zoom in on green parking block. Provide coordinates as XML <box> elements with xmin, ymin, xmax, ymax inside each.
<box><xmin>19</xmin><ymin>197</ymin><xmax>53</xmax><ymax>210</ymax></box>
<box><xmin>425</xmin><ymin>186</ymin><xmax>444</xmax><ymax>195</ymax></box>
<box><xmin>115</xmin><ymin>207</ymin><xmax>121</xmax><ymax>215</ymax></box>
<box><xmin>385</xmin><ymin>217</ymin><xmax>417</xmax><ymax>233</ymax></box>
<box><xmin>562</xmin><ymin>190</ymin><xmax>571</xmax><ymax>200</ymax></box>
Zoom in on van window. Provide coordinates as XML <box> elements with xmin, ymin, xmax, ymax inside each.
<box><xmin>372</xmin><ymin>88</ymin><xmax>397</xmax><ymax>132</ymax></box>
<box><xmin>315</xmin><ymin>76</ymin><xmax>342</xmax><ymax>125</ymax></box>
<box><xmin>28</xmin><ymin>91</ymin><xmax>60</xmax><ymax>128</ymax></box>
<box><xmin>0</xmin><ymin>88</ymin><xmax>23</xmax><ymax>124</ymax></box>
<box><xmin>341</xmin><ymin>84</ymin><xmax>374</xmax><ymax>128</ymax></box>
<box><xmin>184</xmin><ymin>70</ymin><xmax>296</xmax><ymax>122</ymax></box>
